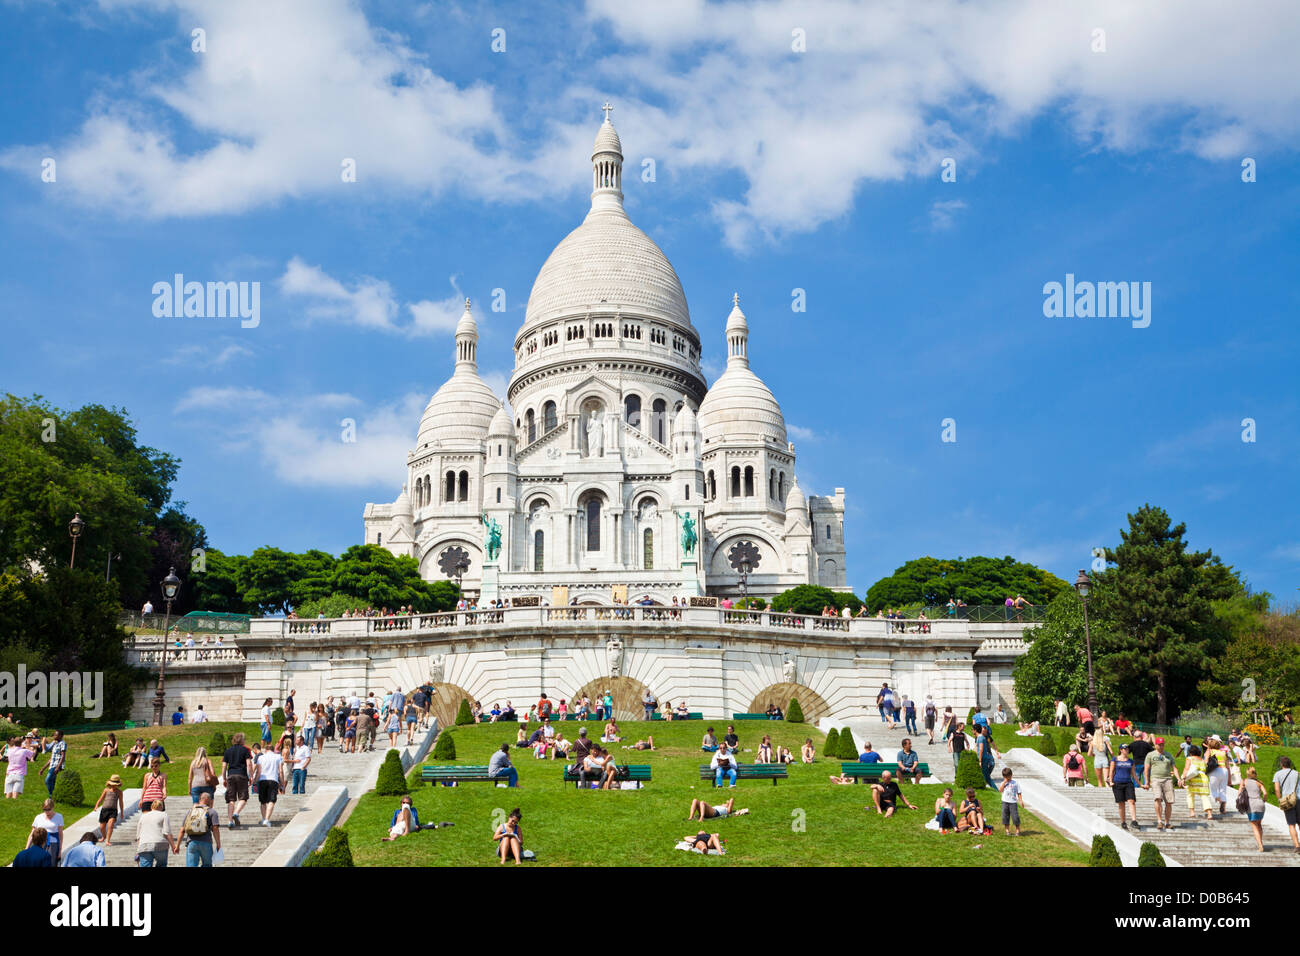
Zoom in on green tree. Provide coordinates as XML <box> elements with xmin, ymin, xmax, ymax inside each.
<box><xmin>770</xmin><ymin>585</ymin><xmax>861</xmax><ymax>615</ymax></box>
<box><xmin>1198</xmin><ymin>611</ymin><xmax>1300</xmax><ymax>713</ymax></box>
<box><xmin>865</xmin><ymin>555</ymin><xmax>1069</xmax><ymax>611</ymax></box>
<box><xmin>455</xmin><ymin>699</ymin><xmax>474</xmax><ymax>726</ymax></box>
<box><xmin>433</xmin><ymin>730</ymin><xmax>457</xmax><ymax>759</ymax></box>
<box><xmin>1013</xmin><ymin>591</ymin><xmax>1118</xmax><ymax>724</ymax></box>
<box><xmin>1094</xmin><ymin>505</ymin><xmax>1237</xmax><ymax>724</ymax></box>
<box><xmin>1138</xmin><ymin>841</ymin><xmax>1166</xmax><ymax>867</ymax></box>
<box><xmin>836</xmin><ymin>727</ymin><xmax>858</xmax><ymax>759</ymax></box>
<box><xmin>302</xmin><ymin>827</ymin><xmax>354</xmax><ymax>867</ymax></box>
<box><xmin>53</xmin><ymin>768</ymin><xmax>85</xmax><ymax>806</ymax></box>
<box><xmin>237</xmin><ymin>547</ymin><xmax>300</xmax><ymax>615</ymax></box>
<box><xmin>1089</xmin><ymin>834</ymin><xmax>1122</xmax><ymax>866</ymax></box>
<box><xmin>374</xmin><ymin>749</ymin><xmax>408</xmax><ymax>795</ymax></box>
<box><xmin>189</xmin><ymin>549</ymin><xmax>249</xmax><ymax>613</ymax></box>
<box><xmin>954</xmin><ymin>751</ymin><xmax>986</xmax><ymax>790</ymax></box>
<box><xmin>786</xmin><ymin>697</ymin><xmax>805</xmax><ymax>723</ymax></box>
<box><xmin>822</xmin><ymin>727</ymin><xmax>839</xmax><ymax>759</ymax></box>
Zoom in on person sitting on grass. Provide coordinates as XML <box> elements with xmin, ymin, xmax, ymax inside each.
<box><xmin>868</xmin><ymin>771</ymin><xmax>918</xmax><ymax>817</ymax></box>
<box><xmin>552</xmin><ymin>730</ymin><xmax>570</xmax><ymax>760</ymax></box>
<box><xmin>999</xmin><ymin>767</ymin><xmax>1025</xmax><ymax>836</ymax></box>
<box><xmin>934</xmin><ymin>788</ymin><xmax>958</xmax><ymax>833</ymax></box>
<box><xmin>93</xmin><ymin>733</ymin><xmax>118</xmax><ymax>759</ymax></box>
<box><xmin>684</xmin><ymin>831</ymin><xmax>723</xmax><ymax>853</ymax></box>
<box><xmin>515</xmin><ymin>724</ymin><xmax>529</xmax><ymax>748</ymax></box>
<box><xmin>757</xmin><ymin>735</ymin><xmax>774</xmax><ymax>763</ymax></box>
<box><xmin>801</xmin><ymin>738</ymin><xmax>815</xmax><ymax>764</ymax></box>
<box><xmin>688</xmin><ymin>796</ymin><xmax>750</xmax><ymax>821</ymax></box>
<box><xmin>776</xmin><ymin>745</ymin><xmax>795</xmax><ymax>764</ymax></box>
<box><xmin>493</xmin><ymin>808</ymin><xmax>524</xmax><ymax>865</ymax></box>
<box><xmin>624</xmin><ymin>735</ymin><xmax>655</xmax><ymax>751</ymax></box>
<box><xmin>701</xmin><ymin>727</ymin><xmax>719</xmax><ymax>752</ymax></box>
<box><xmin>122</xmin><ymin>738</ymin><xmax>146</xmax><ymax>769</ymax></box>
<box><xmin>958</xmin><ymin>788</ymin><xmax>987</xmax><ymax>834</ymax></box>
<box><xmin>383</xmin><ymin>795</ymin><xmax>418</xmax><ymax>841</ymax></box>
<box><xmin>602</xmin><ymin>720</ymin><xmax>621</xmax><ymax>743</ymax></box>
<box><xmin>896</xmin><ymin>738</ymin><xmax>922</xmax><ymax>783</ymax></box>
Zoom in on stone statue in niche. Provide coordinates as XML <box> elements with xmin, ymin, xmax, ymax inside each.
<box><xmin>606</xmin><ymin>638</ymin><xmax>624</xmax><ymax>677</ymax></box>
<box><xmin>430</xmin><ymin>654</ymin><xmax>446</xmax><ymax>684</ymax></box>
<box><xmin>585</xmin><ymin>410</ymin><xmax>604</xmax><ymax>457</ymax></box>
<box><xmin>782</xmin><ymin>655</ymin><xmax>796</xmax><ymax>684</ymax></box>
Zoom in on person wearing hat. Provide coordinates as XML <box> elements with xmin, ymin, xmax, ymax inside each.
<box><xmin>61</xmin><ymin>831</ymin><xmax>106</xmax><ymax>868</ymax></box>
<box><xmin>93</xmin><ymin>774</ymin><xmax>126</xmax><ymax>846</ymax></box>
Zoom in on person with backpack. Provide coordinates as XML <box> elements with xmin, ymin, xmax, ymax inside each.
<box><xmin>902</xmin><ymin>696</ymin><xmax>918</xmax><ymax>736</ymax></box>
<box><xmin>1272</xmin><ymin>755</ymin><xmax>1300</xmax><ymax>852</ymax></box>
<box><xmin>1063</xmin><ymin>743</ymin><xmax>1087</xmax><ymax>786</ymax></box>
<box><xmin>924</xmin><ymin>696</ymin><xmax>938</xmax><ymax>745</ymax></box>
<box><xmin>183</xmin><ymin>792</ymin><xmax>221</xmax><ymax>867</ymax></box>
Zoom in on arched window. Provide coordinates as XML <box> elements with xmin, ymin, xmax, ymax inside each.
<box><xmin>543</xmin><ymin>401</ymin><xmax>557</xmax><ymax>433</ymax></box>
<box><xmin>769</xmin><ymin>469</ymin><xmax>775</xmax><ymax>499</ymax></box>
<box><xmin>526</xmin><ymin>409</ymin><xmax>536</xmax><ymax>444</ymax></box>
<box><xmin>624</xmin><ymin>394</ymin><xmax>641</xmax><ymax>429</ymax></box>
<box><xmin>423</xmin><ymin>475</ymin><xmax>431</xmax><ymax>506</ymax></box>
<box><xmin>684</xmin><ymin>484</ymin><xmax>690</xmax><ymax>500</ymax></box>
<box><xmin>652</xmin><ymin>398</ymin><xmax>666</xmax><ymax>444</ymax></box>
<box><xmin>827</xmin><ymin>524</ymin><xmax>832</xmax><ymax>540</ymax></box>
<box><xmin>444</xmin><ymin>471</ymin><xmax>455</xmax><ymax>502</ymax></box>
<box><xmin>458</xmin><ymin>470</ymin><xmax>469</xmax><ymax>502</ymax></box>
<box><xmin>778</xmin><ymin>472</ymin><xmax>785</xmax><ymax>502</ymax></box>
<box><xmin>377</xmin><ymin>532</ymin><xmax>382</xmax><ymax>546</ymax></box>
<box><xmin>534</xmin><ymin>530</ymin><xmax>544</xmax><ymax>572</ymax></box>
<box><xmin>744</xmin><ymin>466</ymin><xmax>754</xmax><ymax>497</ymax></box>
<box><xmin>707</xmin><ymin>471</ymin><xmax>716</xmax><ymax>500</ymax></box>
<box><xmin>496</xmin><ymin>487</ymin><xmax>501</xmax><ymax>503</ymax></box>
<box><xmin>730</xmin><ymin>466</ymin><xmax>741</xmax><ymax>498</ymax></box>
<box><xmin>585</xmin><ymin>497</ymin><xmax>601</xmax><ymax>552</ymax></box>
<box><xmin>643</xmin><ymin>528</ymin><xmax>654</xmax><ymax>569</ymax></box>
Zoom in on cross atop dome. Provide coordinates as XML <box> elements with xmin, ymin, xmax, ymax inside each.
<box><xmin>733</xmin><ymin>292</ymin><xmax>740</xmax><ymax>307</ymax></box>
<box><xmin>601</xmin><ymin>101</ymin><xmax>614</xmax><ymax>122</ymax></box>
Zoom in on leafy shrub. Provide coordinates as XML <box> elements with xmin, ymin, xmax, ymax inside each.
<box><xmin>1037</xmin><ymin>733</ymin><xmax>1057</xmax><ymax>756</ymax></box>
<box><xmin>1138</xmin><ymin>842</ymin><xmax>1166</xmax><ymax>867</ymax></box>
<box><xmin>786</xmin><ymin>698</ymin><xmax>805</xmax><ymax>723</ymax></box>
<box><xmin>302</xmin><ymin>827</ymin><xmax>354</xmax><ymax>867</ymax></box>
<box><xmin>53</xmin><ymin>768</ymin><xmax>84</xmax><ymax>806</ymax></box>
<box><xmin>822</xmin><ymin>728</ymin><xmax>839</xmax><ymax>760</ymax></box>
<box><xmin>954</xmin><ymin>750</ymin><xmax>986</xmax><ymax>790</ymax></box>
<box><xmin>374</xmin><ymin>749</ymin><xmax>408</xmax><ymax>796</ymax></box>
<box><xmin>1089</xmin><ymin>834</ymin><xmax>1122</xmax><ymax>867</ymax></box>
<box><xmin>207</xmin><ymin>730</ymin><xmax>228</xmax><ymax>757</ymax></box>
<box><xmin>1244</xmin><ymin>723</ymin><xmax>1279</xmax><ymax>746</ymax></box>
<box><xmin>432</xmin><ymin>730</ymin><xmax>456</xmax><ymax>760</ymax></box>
<box><xmin>272</xmin><ymin>707</ymin><xmax>286</xmax><ymax>726</ymax></box>
<box><xmin>455</xmin><ymin>698</ymin><xmax>474</xmax><ymax>726</ymax></box>
<box><xmin>836</xmin><ymin>727</ymin><xmax>858</xmax><ymax>759</ymax></box>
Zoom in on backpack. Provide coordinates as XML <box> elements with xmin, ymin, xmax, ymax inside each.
<box><xmin>1066</xmin><ymin>754</ymin><xmax>1081</xmax><ymax>771</ymax></box>
<box><xmin>184</xmin><ymin>806</ymin><xmax>211</xmax><ymax>838</ymax></box>
<box><xmin>1235</xmin><ymin>785</ymin><xmax>1251</xmax><ymax>814</ymax></box>
<box><xmin>1206</xmin><ymin>754</ymin><xmax>1219</xmax><ymax>773</ymax></box>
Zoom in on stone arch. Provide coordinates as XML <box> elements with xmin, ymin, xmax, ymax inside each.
<box><xmin>747</xmin><ymin>682</ymin><xmax>831</xmax><ymax>723</ymax></box>
<box><xmin>568</xmin><ymin>675</ymin><xmax>651</xmax><ymax>723</ymax></box>
<box><xmin>428</xmin><ymin>682</ymin><xmax>476</xmax><ymax>731</ymax></box>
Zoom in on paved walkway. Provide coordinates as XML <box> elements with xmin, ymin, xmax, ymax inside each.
<box><xmin>1002</xmin><ymin>747</ymin><xmax>1300</xmax><ymax>866</ymax></box>
<box><xmin>84</xmin><ymin>723</ymin><xmax>436</xmax><ymax>867</ymax></box>
<box><xmin>829</xmin><ymin>716</ymin><xmax>955</xmax><ymax>782</ymax></box>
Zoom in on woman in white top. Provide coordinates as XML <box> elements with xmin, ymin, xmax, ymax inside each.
<box><xmin>29</xmin><ymin>799</ymin><xmax>64</xmax><ymax>865</ymax></box>
<box><xmin>136</xmin><ymin>799</ymin><xmax>179</xmax><ymax>867</ymax></box>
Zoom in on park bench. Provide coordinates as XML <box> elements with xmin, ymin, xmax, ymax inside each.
<box><xmin>699</xmin><ymin>763</ymin><xmax>788</xmax><ymax>787</ymax></box>
<box><xmin>562</xmin><ymin>764</ymin><xmax>652</xmax><ymax>788</ymax></box>
<box><xmin>651</xmin><ymin>712</ymin><xmax>703</xmax><ymax>720</ymax></box>
<box><xmin>420</xmin><ymin>765</ymin><xmax>509</xmax><ymax>785</ymax></box>
<box><xmin>733</xmin><ymin>713</ymin><xmax>780</xmax><ymax>720</ymax></box>
<box><xmin>839</xmin><ymin>761</ymin><xmax>931</xmax><ymax>782</ymax></box>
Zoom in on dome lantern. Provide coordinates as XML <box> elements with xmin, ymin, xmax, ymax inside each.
<box><xmin>591</xmin><ymin>101</ymin><xmax>623</xmax><ymax>212</ymax></box>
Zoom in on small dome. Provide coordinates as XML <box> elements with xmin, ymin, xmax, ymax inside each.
<box><xmin>698</xmin><ymin>366</ymin><xmax>786</xmax><ymax>445</ymax></box>
<box><xmin>455</xmin><ymin>300</ymin><xmax>476</xmax><ymax>337</ymax></box>
<box><xmin>593</xmin><ymin>119</ymin><xmax>622</xmax><ymax>157</ymax></box>
<box><xmin>785</xmin><ymin>478</ymin><xmax>808</xmax><ymax>528</ymax></box>
<box><xmin>393</xmin><ymin>483</ymin><xmax>411</xmax><ymax>515</ymax></box>
<box><xmin>416</xmin><ymin>371</ymin><xmax>500</xmax><ymax>447</ymax></box>
<box><xmin>672</xmin><ymin>403</ymin><xmax>698</xmax><ymax>436</ymax></box>
<box><xmin>488</xmin><ymin>401</ymin><xmax>513</xmax><ymax>437</ymax></box>
<box><xmin>724</xmin><ymin>294</ymin><xmax>748</xmax><ymax>335</ymax></box>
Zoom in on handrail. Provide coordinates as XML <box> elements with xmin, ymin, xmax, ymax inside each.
<box><xmin>923</xmin><ymin>604</ymin><xmax>1046</xmax><ymax>623</ymax></box>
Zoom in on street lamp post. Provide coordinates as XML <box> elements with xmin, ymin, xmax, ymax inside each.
<box><xmin>151</xmin><ymin>567</ymin><xmax>183</xmax><ymax>726</ymax></box>
<box><xmin>68</xmin><ymin>513</ymin><xmax>85</xmax><ymax>568</ymax></box>
<box><xmin>455</xmin><ymin>557</ymin><xmax>469</xmax><ymax>606</ymax></box>
<box><xmin>1074</xmin><ymin>569</ymin><xmax>1100</xmax><ymax>728</ymax></box>
<box><xmin>738</xmin><ymin>559</ymin><xmax>752</xmax><ymax>602</ymax></box>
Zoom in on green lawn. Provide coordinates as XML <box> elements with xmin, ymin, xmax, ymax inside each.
<box><xmin>0</xmin><ymin>720</ymin><xmax>261</xmax><ymax>863</ymax></box>
<box><xmin>342</xmin><ymin>719</ymin><xmax>1089</xmax><ymax>867</ymax></box>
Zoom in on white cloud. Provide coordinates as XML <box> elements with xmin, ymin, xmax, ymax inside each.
<box><xmin>787</xmin><ymin>423</ymin><xmax>819</xmax><ymax>442</ymax></box>
<box><xmin>164</xmin><ymin>341</ymin><xmax>254</xmax><ymax>368</ymax></box>
<box><xmin>928</xmin><ymin>199</ymin><xmax>967</xmax><ymax>231</ymax></box>
<box><xmin>279</xmin><ymin>259</ymin><xmax>467</xmax><ymax>338</ymax></box>
<box><xmin>174</xmin><ymin>385</ymin><xmax>269</xmax><ymax>412</ymax></box>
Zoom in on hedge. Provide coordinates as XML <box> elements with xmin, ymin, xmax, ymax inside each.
<box><xmin>1089</xmin><ymin>834</ymin><xmax>1122</xmax><ymax>867</ymax></box>
<box><xmin>302</xmin><ymin>827</ymin><xmax>354</xmax><ymax>867</ymax></box>
<box><xmin>432</xmin><ymin>730</ymin><xmax>457</xmax><ymax>760</ymax></box>
<box><xmin>374</xmin><ymin>749</ymin><xmax>409</xmax><ymax>796</ymax></box>
<box><xmin>786</xmin><ymin>697</ymin><xmax>805</xmax><ymax>723</ymax></box>
<box><xmin>1137</xmin><ymin>841</ymin><xmax>1166</xmax><ymax>867</ymax></box>
<box><xmin>823</xmin><ymin>728</ymin><xmax>839</xmax><ymax>760</ymax></box>
<box><xmin>53</xmin><ymin>768</ymin><xmax>84</xmax><ymax>807</ymax></box>
<box><xmin>455</xmin><ymin>698</ymin><xmax>474</xmax><ymax>726</ymax></box>
<box><xmin>954</xmin><ymin>751</ymin><xmax>986</xmax><ymax>790</ymax></box>
<box><xmin>836</xmin><ymin>727</ymin><xmax>859</xmax><ymax>760</ymax></box>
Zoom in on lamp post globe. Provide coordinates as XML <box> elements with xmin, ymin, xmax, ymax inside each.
<box><xmin>1073</xmin><ymin>569</ymin><xmax>1099</xmax><ymax>729</ymax></box>
<box><xmin>151</xmin><ymin>566</ymin><xmax>183</xmax><ymax>726</ymax></box>
<box><xmin>67</xmin><ymin>513</ymin><xmax>85</xmax><ymax>568</ymax></box>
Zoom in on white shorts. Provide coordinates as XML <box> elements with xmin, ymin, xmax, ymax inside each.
<box><xmin>5</xmin><ymin>773</ymin><xmax>25</xmax><ymax>795</ymax></box>
<box><xmin>1093</xmin><ymin>755</ymin><xmax>1108</xmax><ymax>770</ymax></box>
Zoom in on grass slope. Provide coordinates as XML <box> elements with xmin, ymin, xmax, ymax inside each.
<box><xmin>344</xmin><ymin>719</ymin><xmax>1089</xmax><ymax>867</ymax></box>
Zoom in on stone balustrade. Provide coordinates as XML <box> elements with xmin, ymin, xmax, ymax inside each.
<box><xmin>126</xmin><ymin>637</ymin><xmax>246</xmax><ymax>666</ymax></box>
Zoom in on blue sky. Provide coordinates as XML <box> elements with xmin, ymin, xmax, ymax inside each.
<box><xmin>2</xmin><ymin>0</ymin><xmax>1298</xmax><ymax>602</ymax></box>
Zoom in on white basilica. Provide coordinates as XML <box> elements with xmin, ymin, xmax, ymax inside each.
<box><xmin>363</xmin><ymin>108</ymin><xmax>848</xmax><ymax>603</ymax></box>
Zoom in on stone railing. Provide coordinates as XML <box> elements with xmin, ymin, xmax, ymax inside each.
<box><xmin>126</xmin><ymin>637</ymin><xmax>245</xmax><ymax>666</ymax></box>
<box><xmin>247</xmin><ymin>608</ymin><xmax>1009</xmax><ymax>643</ymax></box>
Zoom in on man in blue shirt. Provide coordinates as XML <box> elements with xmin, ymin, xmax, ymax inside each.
<box><xmin>896</xmin><ymin>739</ymin><xmax>922</xmax><ymax>783</ymax></box>
<box><xmin>13</xmin><ymin>829</ymin><xmax>53</xmax><ymax>867</ymax></box>
<box><xmin>858</xmin><ymin>742</ymin><xmax>883</xmax><ymax>764</ymax></box>
<box><xmin>390</xmin><ymin>796</ymin><xmax>419</xmax><ymax>831</ymax></box>
<box><xmin>147</xmin><ymin>739</ymin><xmax>172</xmax><ymax>764</ymax></box>
<box><xmin>61</xmin><ymin>832</ymin><xmax>107</xmax><ymax>867</ymax></box>
<box><xmin>488</xmin><ymin>744</ymin><xmax>518</xmax><ymax>787</ymax></box>
<box><xmin>171</xmin><ymin>707</ymin><xmax>185</xmax><ymax>725</ymax></box>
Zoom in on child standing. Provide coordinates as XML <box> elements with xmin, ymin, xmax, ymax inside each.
<box><xmin>998</xmin><ymin>767</ymin><xmax>1024</xmax><ymax>836</ymax></box>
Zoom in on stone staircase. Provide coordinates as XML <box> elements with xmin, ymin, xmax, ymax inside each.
<box><xmin>1001</xmin><ymin>749</ymin><xmax>1300</xmax><ymax>867</ymax></box>
<box><xmin>823</xmin><ymin>716</ymin><xmax>954</xmax><ymax>781</ymax></box>
<box><xmin>95</xmin><ymin>724</ymin><xmax>433</xmax><ymax>867</ymax></box>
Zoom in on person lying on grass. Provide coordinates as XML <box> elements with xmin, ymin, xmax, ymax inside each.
<box><xmin>867</xmin><ymin>771</ymin><xmax>918</xmax><ymax>817</ymax></box>
<box><xmin>828</xmin><ymin>772</ymin><xmax>856</xmax><ymax>784</ymax></box>
<box><xmin>623</xmin><ymin>735</ymin><xmax>655</xmax><ymax>751</ymax></box>
<box><xmin>684</xmin><ymin>831</ymin><xmax>724</xmax><ymax>853</ymax></box>
<box><xmin>688</xmin><ymin>797</ymin><xmax>750</xmax><ymax>821</ymax></box>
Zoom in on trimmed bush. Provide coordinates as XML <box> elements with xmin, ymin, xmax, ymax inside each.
<box><xmin>455</xmin><ymin>698</ymin><xmax>474</xmax><ymax>726</ymax></box>
<box><xmin>822</xmin><ymin>727</ymin><xmax>839</xmax><ymax>760</ymax></box>
<box><xmin>1137</xmin><ymin>841</ymin><xmax>1166</xmax><ymax>867</ymax></box>
<box><xmin>786</xmin><ymin>697</ymin><xmax>805</xmax><ymax>723</ymax></box>
<box><xmin>374</xmin><ymin>749</ymin><xmax>408</xmax><ymax>796</ymax></box>
<box><xmin>836</xmin><ymin>727</ymin><xmax>859</xmax><ymax>759</ymax></box>
<box><xmin>272</xmin><ymin>707</ymin><xmax>286</xmax><ymax>726</ymax></box>
<box><xmin>53</xmin><ymin>768</ymin><xmax>84</xmax><ymax>807</ymax></box>
<box><xmin>1089</xmin><ymin>834</ymin><xmax>1122</xmax><ymax>867</ymax></box>
<box><xmin>207</xmin><ymin>730</ymin><xmax>228</xmax><ymax>757</ymax></box>
<box><xmin>954</xmin><ymin>750</ymin><xmax>986</xmax><ymax>790</ymax></box>
<box><xmin>302</xmin><ymin>827</ymin><xmax>354</xmax><ymax>867</ymax></box>
<box><xmin>1037</xmin><ymin>733</ymin><xmax>1057</xmax><ymax>757</ymax></box>
<box><xmin>432</xmin><ymin>730</ymin><xmax>456</xmax><ymax>760</ymax></box>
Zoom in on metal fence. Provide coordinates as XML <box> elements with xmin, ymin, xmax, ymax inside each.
<box><xmin>923</xmin><ymin>604</ymin><xmax>1046</xmax><ymax>624</ymax></box>
<box><xmin>119</xmin><ymin>611</ymin><xmax>251</xmax><ymax>634</ymax></box>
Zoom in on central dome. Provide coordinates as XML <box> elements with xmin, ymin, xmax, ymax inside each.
<box><xmin>523</xmin><ymin>205</ymin><xmax>692</xmax><ymax>331</ymax></box>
